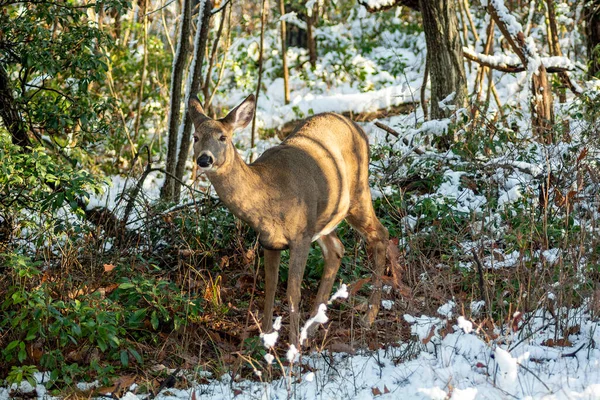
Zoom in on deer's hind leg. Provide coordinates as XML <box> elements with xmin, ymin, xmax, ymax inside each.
<box><xmin>347</xmin><ymin>201</ymin><xmax>388</xmax><ymax>326</ymax></box>
<box><xmin>313</xmin><ymin>231</ymin><xmax>345</xmax><ymax>312</ymax></box>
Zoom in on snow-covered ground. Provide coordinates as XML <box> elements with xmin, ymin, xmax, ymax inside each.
<box><xmin>4</xmin><ymin>299</ymin><xmax>600</xmax><ymax>399</ymax></box>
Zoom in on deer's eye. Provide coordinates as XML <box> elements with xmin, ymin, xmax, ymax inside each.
<box><xmin>219</xmin><ymin>135</ymin><xmax>227</xmax><ymax>142</ymax></box>
<box><xmin>193</xmin><ymin>136</ymin><xmax>199</xmax><ymax>143</ymax></box>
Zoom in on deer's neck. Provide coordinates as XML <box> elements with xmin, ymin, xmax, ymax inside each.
<box><xmin>207</xmin><ymin>150</ymin><xmax>268</xmax><ymax>230</ymax></box>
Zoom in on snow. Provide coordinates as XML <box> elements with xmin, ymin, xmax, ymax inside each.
<box><xmin>272</xmin><ymin>316</ymin><xmax>282</xmax><ymax>331</ymax></box>
<box><xmin>361</xmin><ymin>0</ymin><xmax>397</xmax><ymax>10</ymax></box>
<box><xmin>11</xmin><ymin>305</ymin><xmax>597</xmax><ymax>399</ymax></box>
<box><xmin>457</xmin><ymin>316</ymin><xmax>473</xmax><ymax>334</ymax></box>
<box><xmin>494</xmin><ymin>346</ymin><xmax>518</xmax><ymax>384</ymax></box>
<box><xmin>286</xmin><ymin>344</ymin><xmax>299</xmax><ymax>363</ymax></box>
<box><xmin>260</xmin><ymin>331</ymin><xmax>278</xmax><ymax>349</ymax></box>
<box><xmin>259</xmin><ymin>83</ymin><xmax>421</xmax><ymax>130</ymax></box>
<box><xmin>328</xmin><ymin>284</ymin><xmax>349</xmax><ymax>304</ymax></box>
<box><xmin>437</xmin><ymin>300</ymin><xmax>455</xmax><ymax>318</ymax></box>
<box><xmin>299</xmin><ymin>303</ymin><xmax>329</xmax><ymax>344</ymax></box>
<box><xmin>488</xmin><ymin>0</ymin><xmax>524</xmax><ymax>37</ymax></box>
<box><xmin>381</xmin><ymin>299</ymin><xmax>394</xmax><ymax>310</ymax></box>
<box><xmin>279</xmin><ymin>12</ymin><xmax>307</xmax><ymax>30</ymax></box>
<box><xmin>264</xmin><ymin>353</ymin><xmax>274</xmax><ymax>365</ymax></box>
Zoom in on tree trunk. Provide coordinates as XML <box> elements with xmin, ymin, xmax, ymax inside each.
<box><xmin>280</xmin><ymin>0</ymin><xmax>290</xmax><ymax>104</ymax></box>
<box><xmin>586</xmin><ymin>0</ymin><xmax>600</xmax><ymax>77</ymax></box>
<box><xmin>250</xmin><ymin>0</ymin><xmax>268</xmax><ymax>158</ymax></box>
<box><xmin>0</xmin><ymin>64</ymin><xmax>31</xmax><ymax>149</ymax></box>
<box><xmin>160</xmin><ymin>0</ymin><xmax>193</xmax><ymax>202</ymax></box>
<box><xmin>133</xmin><ymin>0</ymin><xmax>149</xmax><ymax>140</ymax></box>
<box><xmin>202</xmin><ymin>2</ymin><xmax>226</xmax><ymax>114</ymax></box>
<box><xmin>173</xmin><ymin>0</ymin><xmax>212</xmax><ymax>202</ymax></box>
<box><xmin>306</xmin><ymin>2</ymin><xmax>317</xmax><ymax>68</ymax></box>
<box><xmin>419</xmin><ymin>0</ymin><xmax>467</xmax><ymax>144</ymax></box>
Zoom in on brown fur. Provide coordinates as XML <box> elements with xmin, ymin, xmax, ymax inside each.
<box><xmin>189</xmin><ymin>95</ymin><xmax>388</xmax><ymax>345</ymax></box>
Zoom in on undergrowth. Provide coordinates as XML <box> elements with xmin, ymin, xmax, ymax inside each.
<box><xmin>1</xmin><ymin>90</ymin><xmax>600</xmax><ymax>395</ymax></box>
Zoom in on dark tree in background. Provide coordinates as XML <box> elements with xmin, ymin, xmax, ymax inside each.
<box><xmin>359</xmin><ymin>0</ymin><xmax>467</xmax><ymax>146</ymax></box>
<box><xmin>160</xmin><ymin>0</ymin><xmax>193</xmax><ymax>202</ymax></box>
<box><xmin>586</xmin><ymin>0</ymin><xmax>600</xmax><ymax>77</ymax></box>
<box><xmin>419</xmin><ymin>0</ymin><xmax>467</xmax><ymax>121</ymax></box>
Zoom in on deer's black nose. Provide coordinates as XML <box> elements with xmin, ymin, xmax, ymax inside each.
<box><xmin>197</xmin><ymin>154</ymin><xmax>213</xmax><ymax>168</ymax></box>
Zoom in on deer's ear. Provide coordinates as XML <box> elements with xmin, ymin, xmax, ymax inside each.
<box><xmin>188</xmin><ymin>95</ymin><xmax>209</xmax><ymax>125</ymax></box>
<box><xmin>222</xmin><ymin>94</ymin><xmax>255</xmax><ymax>130</ymax></box>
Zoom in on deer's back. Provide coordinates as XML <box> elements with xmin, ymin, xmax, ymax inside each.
<box><xmin>250</xmin><ymin>113</ymin><xmax>370</xmax><ymax>242</ymax></box>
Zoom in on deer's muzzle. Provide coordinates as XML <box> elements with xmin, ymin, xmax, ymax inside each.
<box><xmin>197</xmin><ymin>153</ymin><xmax>214</xmax><ymax>168</ymax></box>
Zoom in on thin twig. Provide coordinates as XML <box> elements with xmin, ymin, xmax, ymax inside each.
<box><xmin>211</xmin><ymin>0</ymin><xmax>231</xmax><ymax>15</ymax></box>
<box><xmin>374</xmin><ymin>122</ymin><xmax>425</xmax><ymax>155</ymax></box>
<box><xmin>144</xmin><ymin>0</ymin><xmax>176</xmax><ymax>16</ymax></box>
<box><xmin>471</xmin><ymin>248</ymin><xmax>490</xmax><ymax>316</ymax></box>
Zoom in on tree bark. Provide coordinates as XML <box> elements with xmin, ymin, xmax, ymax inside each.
<box><xmin>0</xmin><ymin>63</ymin><xmax>31</xmax><ymax>149</ymax></box>
<box><xmin>173</xmin><ymin>0</ymin><xmax>212</xmax><ymax>202</ymax></box>
<box><xmin>160</xmin><ymin>0</ymin><xmax>193</xmax><ymax>202</ymax></box>
<box><xmin>419</xmin><ymin>0</ymin><xmax>467</xmax><ymax>128</ymax></box>
<box><xmin>250</xmin><ymin>0</ymin><xmax>268</xmax><ymax>158</ymax></box>
<box><xmin>202</xmin><ymin>1</ymin><xmax>226</xmax><ymax>114</ymax></box>
<box><xmin>280</xmin><ymin>0</ymin><xmax>290</xmax><ymax>104</ymax></box>
<box><xmin>586</xmin><ymin>0</ymin><xmax>600</xmax><ymax>77</ymax></box>
<box><xmin>133</xmin><ymin>0</ymin><xmax>149</xmax><ymax>141</ymax></box>
<box><xmin>306</xmin><ymin>1</ymin><xmax>317</xmax><ymax>68</ymax></box>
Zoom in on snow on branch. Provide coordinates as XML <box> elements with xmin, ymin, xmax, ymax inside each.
<box><xmin>280</xmin><ymin>12</ymin><xmax>307</xmax><ymax>30</ymax></box>
<box><xmin>485</xmin><ymin>0</ymin><xmax>554</xmax><ymax>141</ymax></box>
<box><xmin>357</xmin><ymin>0</ymin><xmax>419</xmax><ymax>13</ymax></box>
<box><xmin>463</xmin><ymin>47</ymin><xmax>575</xmax><ymax>74</ymax></box>
<box><xmin>485</xmin><ymin>0</ymin><xmax>539</xmax><ymax>70</ymax></box>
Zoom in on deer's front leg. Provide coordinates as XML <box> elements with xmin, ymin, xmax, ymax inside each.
<box><xmin>262</xmin><ymin>249</ymin><xmax>281</xmax><ymax>333</ymax></box>
<box><xmin>286</xmin><ymin>239</ymin><xmax>311</xmax><ymax>347</ymax></box>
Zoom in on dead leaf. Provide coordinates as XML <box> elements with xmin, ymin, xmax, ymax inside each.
<box><xmin>98</xmin><ymin>375</ymin><xmax>137</xmax><ymax>395</ymax></box>
<box><xmin>103</xmin><ymin>263</ymin><xmax>116</xmax><ymax>272</ymax></box>
<box><xmin>220</xmin><ymin>256</ymin><xmax>230</xmax><ymax>268</ymax></box>
<box><xmin>327</xmin><ymin>342</ymin><xmax>356</xmax><ymax>355</ymax></box>
<box><xmin>492</xmin><ymin>250</ymin><xmax>505</xmax><ymax>261</ymax></box>
<box><xmin>350</xmin><ymin>277</ymin><xmax>371</xmax><ymax>296</ymax></box>
<box><xmin>542</xmin><ymin>338</ymin><xmax>572</xmax><ymax>347</ymax></box>
<box><xmin>179</xmin><ymin>248</ymin><xmax>194</xmax><ymax>257</ymax></box>
<box><xmin>384</xmin><ymin>385</ymin><xmax>390</xmax><ymax>394</ymax></box>
<box><xmin>511</xmin><ymin>312</ymin><xmax>523</xmax><ymax>332</ymax></box>
<box><xmin>387</xmin><ymin>239</ymin><xmax>403</xmax><ymax>287</ymax></box>
<box><xmin>577</xmin><ymin>147</ymin><xmax>588</xmax><ymax>163</ymax></box>
<box><xmin>26</xmin><ymin>341</ymin><xmax>43</xmax><ymax>363</ymax></box>
<box><xmin>565</xmin><ymin>325</ymin><xmax>580</xmax><ymax>336</ymax></box>
<box><xmin>371</xmin><ymin>387</ymin><xmax>382</xmax><ymax>396</ymax></box>
<box><xmin>421</xmin><ymin>325</ymin><xmax>436</xmax><ymax>345</ymax></box>
<box><xmin>439</xmin><ymin>319</ymin><xmax>453</xmax><ymax>339</ymax></box>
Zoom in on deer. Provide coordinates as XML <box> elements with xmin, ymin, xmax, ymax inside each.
<box><xmin>188</xmin><ymin>94</ymin><xmax>388</xmax><ymax>346</ymax></box>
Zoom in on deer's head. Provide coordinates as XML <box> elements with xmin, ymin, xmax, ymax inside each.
<box><xmin>188</xmin><ymin>94</ymin><xmax>255</xmax><ymax>173</ymax></box>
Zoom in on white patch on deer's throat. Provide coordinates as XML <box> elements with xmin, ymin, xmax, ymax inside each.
<box><xmin>198</xmin><ymin>165</ymin><xmax>218</xmax><ymax>173</ymax></box>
